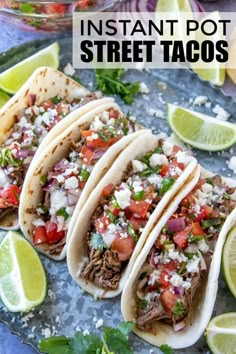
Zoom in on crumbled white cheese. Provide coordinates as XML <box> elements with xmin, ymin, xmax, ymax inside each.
<box><xmin>114</xmin><ymin>188</ymin><xmax>131</xmax><ymax>209</ymax></box>
<box><xmin>55</xmin><ymin>175</ymin><xmax>65</xmax><ymax>184</ymax></box>
<box><xmin>186</xmin><ymin>258</ymin><xmax>200</xmax><ymax>273</ymax></box>
<box><xmin>134</xmin><ymin>185</ymin><xmax>143</xmax><ymax>193</ymax></box>
<box><xmin>193</xmin><ymin>96</ymin><xmax>208</xmax><ymax>106</ymax></box>
<box><xmin>65</xmin><ymin>176</ymin><xmax>79</xmax><ymax>189</ymax></box>
<box><xmin>50</xmin><ymin>190</ymin><xmax>67</xmax><ymax>215</ymax></box>
<box><xmin>83</xmin><ymin>329</ymin><xmax>90</xmax><ymax>336</ymax></box>
<box><xmin>0</xmin><ymin>169</ymin><xmax>9</xmax><ymax>187</ymax></box>
<box><xmin>132</xmin><ymin>160</ymin><xmax>144</xmax><ymax>173</ymax></box>
<box><xmin>17</xmin><ymin>117</ymin><xmax>28</xmax><ymax>128</ymax></box>
<box><xmin>162</xmin><ymin>141</ymin><xmax>173</xmax><ymax>156</ymax></box>
<box><xmin>176</xmin><ymin>151</ymin><xmax>192</xmax><ymax>165</ymax></box>
<box><xmin>168</xmin><ymin>250</ymin><xmax>188</xmax><ymax>263</ymax></box>
<box><xmin>228</xmin><ymin>156</ymin><xmax>236</xmax><ymax>174</ymax></box>
<box><xmin>170</xmin><ymin>274</ymin><xmax>183</xmax><ymax>287</ymax></box>
<box><xmin>201</xmin><ymin>183</ymin><xmax>213</xmax><ymax>194</ymax></box>
<box><xmin>139</xmin><ymin>82</ymin><xmax>150</xmax><ymax>94</ymax></box>
<box><xmin>148</xmin><ymin>108</ymin><xmax>164</xmax><ymax>119</ymax></box>
<box><xmin>63</xmin><ymin>62</ymin><xmax>76</xmax><ymax>76</ymax></box>
<box><xmin>90</xmin><ymin>115</ymin><xmax>105</xmax><ymax>130</ymax></box>
<box><xmin>100</xmin><ymin>111</ymin><xmax>110</xmax><ymax>122</ymax></box>
<box><xmin>95</xmin><ymin>319</ymin><xmax>104</xmax><ymax>329</ymax></box>
<box><xmin>148</xmin><ymin>270</ymin><xmax>161</xmax><ymax>285</ymax></box>
<box><xmin>198</xmin><ymin>239</ymin><xmax>209</xmax><ymax>253</ymax></box>
<box><xmin>32</xmin><ymin>219</ymin><xmax>46</xmax><ymax>227</ymax></box>
<box><xmin>87</xmin><ymin>133</ymin><xmax>99</xmax><ymax>142</ymax></box>
<box><xmin>148</xmin><ymin>175</ymin><xmax>162</xmax><ymax>187</ymax></box>
<box><xmin>213</xmin><ymin>104</ymin><xmax>230</xmax><ymax>121</ymax></box>
<box><xmin>182</xmin><ymin>280</ymin><xmax>191</xmax><ymax>290</ymax></box>
<box><xmin>149</xmin><ymin>153</ymin><xmax>168</xmax><ymax>168</ymax></box>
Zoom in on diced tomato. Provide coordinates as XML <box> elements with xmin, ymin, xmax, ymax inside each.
<box><xmin>79</xmin><ymin>180</ymin><xmax>86</xmax><ymax>190</ymax></box>
<box><xmin>170</xmin><ymin>145</ymin><xmax>182</xmax><ymax>159</ymax></box>
<box><xmin>182</xmin><ymin>192</ymin><xmax>196</xmax><ymax>208</ymax></box>
<box><xmin>40</xmin><ymin>99</ymin><xmax>54</xmax><ymax>111</ymax></box>
<box><xmin>160</xmin><ymin>165</ymin><xmax>168</xmax><ymax>177</ymax></box>
<box><xmin>81</xmin><ymin>129</ymin><xmax>121</xmax><ymax>149</ymax></box>
<box><xmin>57</xmin><ymin>103</ymin><xmax>70</xmax><ymax>116</ymax></box>
<box><xmin>45</xmin><ymin>221</ymin><xmax>65</xmax><ymax>244</ymax></box>
<box><xmin>111</xmin><ymin>233</ymin><xmax>136</xmax><ymax>261</ymax></box>
<box><xmin>108</xmin><ymin>204</ymin><xmax>121</xmax><ymax>217</ymax></box>
<box><xmin>81</xmin><ymin>130</ymin><xmax>95</xmax><ymax>139</ymax></box>
<box><xmin>76</xmin><ymin>0</ymin><xmax>92</xmax><ymax>10</ymax></box>
<box><xmin>159</xmin><ymin>270</ymin><xmax>171</xmax><ymax>288</ymax></box>
<box><xmin>192</xmin><ymin>222</ymin><xmax>206</xmax><ymax>236</ymax></box>
<box><xmin>173</xmin><ymin>225</ymin><xmax>192</xmax><ymax>249</ymax></box>
<box><xmin>128</xmin><ymin>215</ymin><xmax>147</xmax><ymax>231</ymax></box>
<box><xmin>147</xmin><ymin>283</ymin><xmax>158</xmax><ymax>292</ymax></box>
<box><xmin>160</xmin><ymin>290</ymin><xmax>178</xmax><ymax>313</ymax></box>
<box><xmin>126</xmin><ymin>200</ymin><xmax>150</xmax><ymax>218</ymax></box>
<box><xmin>1</xmin><ymin>185</ymin><xmax>21</xmax><ymax>206</ymax></box>
<box><xmin>44</xmin><ymin>4</ymin><xmax>66</xmax><ymax>14</ymax></box>
<box><xmin>109</xmin><ymin>108</ymin><xmax>120</xmax><ymax>119</ymax></box>
<box><xmin>81</xmin><ymin>145</ymin><xmax>95</xmax><ymax>165</ymax></box>
<box><xmin>95</xmin><ymin>215</ymin><xmax>110</xmax><ymax>233</ymax></box>
<box><xmin>154</xmin><ymin>236</ymin><xmax>163</xmax><ymax>249</ymax></box>
<box><xmin>145</xmin><ymin>185</ymin><xmax>157</xmax><ymax>199</ymax></box>
<box><xmin>102</xmin><ymin>184</ymin><xmax>114</xmax><ymax>197</ymax></box>
<box><xmin>33</xmin><ymin>226</ymin><xmax>48</xmax><ymax>245</ymax></box>
<box><xmin>164</xmin><ymin>260</ymin><xmax>179</xmax><ymax>271</ymax></box>
<box><xmin>194</xmin><ymin>205</ymin><xmax>213</xmax><ymax>222</ymax></box>
<box><xmin>160</xmin><ymin>160</ymin><xmax>184</xmax><ymax>178</ymax></box>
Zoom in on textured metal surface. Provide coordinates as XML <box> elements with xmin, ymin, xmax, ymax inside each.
<box><xmin>1</xmin><ymin>12</ymin><xmax>236</xmax><ymax>354</ymax></box>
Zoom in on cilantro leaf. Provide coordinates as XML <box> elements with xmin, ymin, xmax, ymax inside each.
<box><xmin>171</xmin><ymin>300</ymin><xmax>186</xmax><ymax>316</ymax></box>
<box><xmin>95</xmin><ymin>69</ymin><xmax>140</xmax><ymax>105</ymax></box>
<box><xmin>103</xmin><ymin>326</ymin><xmax>133</xmax><ymax>354</ymax></box>
<box><xmin>38</xmin><ymin>336</ymin><xmax>73</xmax><ymax>354</ymax></box>
<box><xmin>160</xmin><ymin>344</ymin><xmax>174</xmax><ymax>354</ymax></box>
<box><xmin>117</xmin><ymin>321</ymin><xmax>134</xmax><ymax>336</ymax></box>
<box><xmin>0</xmin><ymin>147</ymin><xmax>22</xmax><ymax>167</ymax></box>
<box><xmin>90</xmin><ymin>233</ymin><xmax>107</xmax><ymax>250</ymax></box>
<box><xmin>71</xmin><ymin>332</ymin><xmax>103</xmax><ymax>354</ymax></box>
<box><xmin>20</xmin><ymin>3</ymin><xmax>35</xmax><ymax>13</ymax></box>
<box><xmin>160</xmin><ymin>178</ymin><xmax>175</xmax><ymax>195</ymax></box>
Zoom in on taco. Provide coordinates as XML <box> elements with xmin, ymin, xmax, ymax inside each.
<box><xmin>19</xmin><ymin>102</ymin><xmax>144</xmax><ymax>260</ymax></box>
<box><xmin>67</xmin><ymin>133</ymin><xmax>198</xmax><ymax>298</ymax></box>
<box><xmin>0</xmin><ymin>66</ymin><xmax>113</xmax><ymax>230</ymax></box>
<box><xmin>121</xmin><ymin>167</ymin><xmax>236</xmax><ymax>349</ymax></box>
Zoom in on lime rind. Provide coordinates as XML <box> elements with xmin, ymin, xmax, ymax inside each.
<box><xmin>0</xmin><ymin>42</ymin><xmax>59</xmax><ymax>95</ymax></box>
<box><xmin>0</xmin><ymin>231</ymin><xmax>47</xmax><ymax>312</ymax></box>
<box><xmin>167</xmin><ymin>104</ymin><xmax>236</xmax><ymax>151</ymax></box>
<box><xmin>222</xmin><ymin>227</ymin><xmax>236</xmax><ymax>298</ymax></box>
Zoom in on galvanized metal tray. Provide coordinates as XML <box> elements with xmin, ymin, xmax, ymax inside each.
<box><xmin>0</xmin><ymin>35</ymin><xmax>236</xmax><ymax>354</ymax></box>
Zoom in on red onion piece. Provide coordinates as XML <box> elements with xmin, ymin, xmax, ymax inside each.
<box><xmin>93</xmin><ymin>148</ymin><xmax>107</xmax><ymax>160</ymax></box>
<box><xmin>68</xmin><ymin>188</ymin><xmax>82</xmax><ymax>198</ymax></box>
<box><xmin>54</xmin><ymin>159</ymin><xmax>70</xmax><ymax>171</ymax></box>
<box><xmin>67</xmin><ymin>194</ymin><xmax>79</xmax><ymax>207</ymax></box>
<box><xmin>28</xmin><ymin>94</ymin><xmax>36</xmax><ymax>106</ymax></box>
<box><xmin>173</xmin><ymin>320</ymin><xmax>186</xmax><ymax>332</ymax></box>
<box><xmin>150</xmin><ymin>248</ymin><xmax>157</xmax><ymax>268</ymax></box>
<box><xmin>14</xmin><ymin>149</ymin><xmax>35</xmax><ymax>159</ymax></box>
<box><xmin>43</xmin><ymin>179</ymin><xmax>58</xmax><ymax>191</ymax></box>
<box><xmin>167</xmin><ymin>217</ymin><xmax>185</xmax><ymax>233</ymax></box>
<box><xmin>174</xmin><ymin>286</ymin><xmax>185</xmax><ymax>296</ymax></box>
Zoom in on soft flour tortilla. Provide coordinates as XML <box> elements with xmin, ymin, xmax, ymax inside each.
<box><xmin>121</xmin><ymin>166</ymin><xmax>236</xmax><ymax>349</ymax></box>
<box><xmin>67</xmin><ymin>133</ymin><xmax>198</xmax><ymax>298</ymax></box>
<box><xmin>0</xmin><ymin>66</ymin><xmax>113</xmax><ymax>230</ymax></box>
<box><xmin>19</xmin><ymin>102</ymin><xmax>145</xmax><ymax>261</ymax></box>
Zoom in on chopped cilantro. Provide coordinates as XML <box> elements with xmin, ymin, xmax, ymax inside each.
<box><xmin>90</xmin><ymin>233</ymin><xmax>107</xmax><ymax>250</ymax></box>
<box><xmin>127</xmin><ymin>224</ymin><xmax>138</xmax><ymax>242</ymax></box>
<box><xmin>139</xmin><ymin>168</ymin><xmax>156</xmax><ymax>177</ymax></box>
<box><xmin>95</xmin><ymin>68</ymin><xmax>140</xmax><ymax>105</ymax></box>
<box><xmin>153</xmin><ymin>147</ymin><xmax>163</xmax><ymax>154</ymax></box>
<box><xmin>40</xmin><ymin>175</ymin><xmax>48</xmax><ymax>185</ymax></box>
<box><xmin>206</xmin><ymin>178</ymin><xmax>214</xmax><ymax>186</ymax></box>
<box><xmin>138</xmin><ymin>299</ymin><xmax>148</xmax><ymax>310</ymax></box>
<box><xmin>56</xmin><ymin>208</ymin><xmax>69</xmax><ymax>220</ymax></box>
<box><xmin>188</xmin><ymin>233</ymin><xmax>204</xmax><ymax>243</ymax></box>
<box><xmin>111</xmin><ymin>196</ymin><xmax>120</xmax><ymax>209</ymax></box>
<box><xmin>160</xmin><ymin>178</ymin><xmax>175</xmax><ymax>194</ymax></box>
<box><xmin>80</xmin><ymin>168</ymin><xmax>90</xmax><ymax>181</ymax></box>
<box><xmin>132</xmin><ymin>190</ymin><xmax>146</xmax><ymax>201</ymax></box>
<box><xmin>223</xmin><ymin>192</ymin><xmax>230</xmax><ymax>199</ymax></box>
<box><xmin>160</xmin><ymin>344</ymin><xmax>174</xmax><ymax>354</ymax></box>
<box><xmin>0</xmin><ymin>147</ymin><xmax>22</xmax><ymax>167</ymax></box>
<box><xmin>139</xmin><ymin>271</ymin><xmax>147</xmax><ymax>280</ymax></box>
<box><xmin>184</xmin><ymin>252</ymin><xmax>196</xmax><ymax>260</ymax></box>
<box><xmin>171</xmin><ymin>300</ymin><xmax>185</xmax><ymax>316</ymax></box>
<box><xmin>201</xmin><ymin>218</ymin><xmax>222</xmax><ymax>229</ymax></box>
<box><xmin>37</xmin><ymin>204</ymin><xmax>48</xmax><ymax>214</ymax></box>
<box><xmin>19</xmin><ymin>3</ymin><xmax>34</xmax><ymax>13</ymax></box>
<box><xmin>107</xmin><ymin>210</ymin><xmax>116</xmax><ymax>223</ymax></box>
<box><xmin>50</xmin><ymin>96</ymin><xmax>62</xmax><ymax>105</ymax></box>
<box><xmin>177</xmin><ymin>262</ymin><xmax>186</xmax><ymax>274</ymax></box>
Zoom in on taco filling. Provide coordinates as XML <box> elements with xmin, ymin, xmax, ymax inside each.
<box><xmin>30</xmin><ymin>108</ymin><xmax>137</xmax><ymax>255</ymax></box>
<box><xmin>135</xmin><ymin>175</ymin><xmax>236</xmax><ymax>333</ymax></box>
<box><xmin>0</xmin><ymin>93</ymin><xmax>97</xmax><ymax>221</ymax></box>
<box><xmin>79</xmin><ymin>142</ymin><xmax>193</xmax><ymax>291</ymax></box>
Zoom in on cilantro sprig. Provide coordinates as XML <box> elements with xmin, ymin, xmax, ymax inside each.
<box><xmin>95</xmin><ymin>69</ymin><xmax>140</xmax><ymax>105</ymax></box>
<box><xmin>0</xmin><ymin>147</ymin><xmax>22</xmax><ymax>167</ymax></box>
<box><xmin>38</xmin><ymin>321</ymin><xmax>134</xmax><ymax>354</ymax></box>
<box><xmin>171</xmin><ymin>300</ymin><xmax>186</xmax><ymax>317</ymax></box>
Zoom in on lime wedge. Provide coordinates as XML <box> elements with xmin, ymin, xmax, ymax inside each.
<box><xmin>0</xmin><ymin>231</ymin><xmax>47</xmax><ymax>312</ymax></box>
<box><xmin>192</xmin><ymin>12</ymin><xmax>226</xmax><ymax>86</ymax></box>
<box><xmin>156</xmin><ymin>0</ymin><xmax>192</xmax><ymax>12</ymax></box>
<box><xmin>205</xmin><ymin>313</ymin><xmax>236</xmax><ymax>354</ymax></box>
<box><xmin>0</xmin><ymin>90</ymin><xmax>10</xmax><ymax>108</ymax></box>
<box><xmin>0</xmin><ymin>42</ymin><xmax>60</xmax><ymax>95</ymax></box>
<box><xmin>222</xmin><ymin>227</ymin><xmax>236</xmax><ymax>297</ymax></box>
<box><xmin>167</xmin><ymin>103</ymin><xmax>236</xmax><ymax>151</ymax></box>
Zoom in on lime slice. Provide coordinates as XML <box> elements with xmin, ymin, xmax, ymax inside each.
<box><xmin>0</xmin><ymin>42</ymin><xmax>60</xmax><ymax>94</ymax></box>
<box><xmin>222</xmin><ymin>227</ymin><xmax>236</xmax><ymax>297</ymax></box>
<box><xmin>156</xmin><ymin>0</ymin><xmax>192</xmax><ymax>12</ymax></box>
<box><xmin>0</xmin><ymin>90</ymin><xmax>10</xmax><ymax>108</ymax></box>
<box><xmin>0</xmin><ymin>231</ymin><xmax>47</xmax><ymax>312</ymax></box>
<box><xmin>205</xmin><ymin>313</ymin><xmax>236</xmax><ymax>354</ymax></box>
<box><xmin>167</xmin><ymin>103</ymin><xmax>236</xmax><ymax>151</ymax></box>
<box><xmin>192</xmin><ymin>12</ymin><xmax>226</xmax><ymax>86</ymax></box>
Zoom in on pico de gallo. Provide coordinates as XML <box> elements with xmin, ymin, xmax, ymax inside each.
<box><xmin>135</xmin><ymin>175</ymin><xmax>236</xmax><ymax>332</ymax></box>
<box><xmin>0</xmin><ymin>94</ymin><xmax>97</xmax><ymax>223</ymax></box>
<box><xmin>30</xmin><ymin>108</ymin><xmax>138</xmax><ymax>256</ymax></box>
<box><xmin>79</xmin><ymin>141</ymin><xmax>194</xmax><ymax>291</ymax></box>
